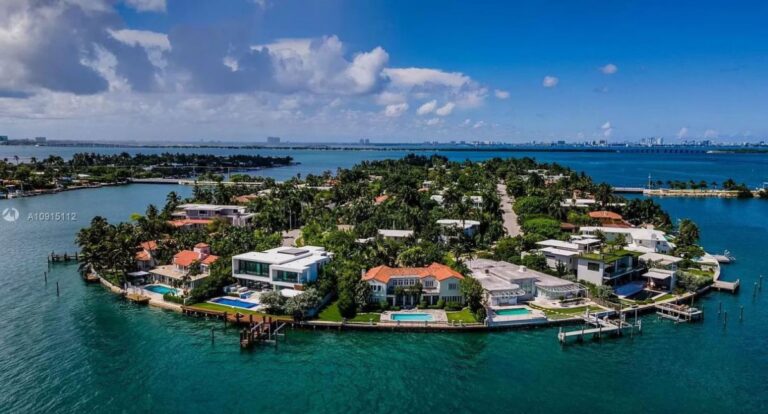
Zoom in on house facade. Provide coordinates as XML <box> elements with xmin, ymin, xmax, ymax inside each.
<box><xmin>232</xmin><ymin>246</ymin><xmax>331</xmax><ymax>292</ymax></box>
<box><xmin>170</xmin><ymin>204</ymin><xmax>254</xmax><ymax>228</ymax></box>
<box><xmin>576</xmin><ymin>251</ymin><xmax>642</xmax><ymax>287</ymax></box>
<box><xmin>135</xmin><ymin>240</ymin><xmax>158</xmax><ymax>271</ymax></box>
<box><xmin>362</xmin><ymin>263</ymin><xmax>464</xmax><ymax>306</ymax></box>
<box><xmin>149</xmin><ymin>243</ymin><xmax>219</xmax><ymax>290</ymax></box>
<box><xmin>579</xmin><ymin>226</ymin><xmax>674</xmax><ymax>254</ymax></box>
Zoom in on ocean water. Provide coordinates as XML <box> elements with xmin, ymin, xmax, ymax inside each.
<box><xmin>2</xmin><ymin>145</ymin><xmax>767</xmax><ymax>187</ymax></box>
<box><xmin>0</xmin><ymin>152</ymin><xmax>767</xmax><ymax>413</ymax></box>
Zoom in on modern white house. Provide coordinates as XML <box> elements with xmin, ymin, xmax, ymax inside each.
<box><xmin>467</xmin><ymin>259</ymin><xmax>585</xmax><ymax>306</ymax></box>
<box><xmin>232</xmin><ymin>246</ymin><xmax>331</xmax><ymax>292</ymax></box>
<box><xmin>171</xmin><ymin>204</ymin><xmax>254</xmax><ymax>228</ymax></box>
<box><xmin>576</xmin><ymin>250</ymin><xmax>642</xmax><ymax>287</ymax></box>
<box><xmin>639</xmin><ymin>252</ymin><xmax>682</xmax><ymax>291</ymax></box>
<box><xmin>436</xmin><ymin>219</ymin><xmax>481</xmax><ymax>242</ymax></box>
<box><xmin>377</xmin><ymin>229</ymin><xmax>415</xmax><ymax>240</ymax></box>
<box><xmin>534</xmin><ymin>238</ymin><xmax>601</xmax><ymax>272</ymax></box>
<box><xmin>362</xmin><ymin>262</ymin><xmax>464</xmax><ymax>306</ymax></box>
<box><xmin>579</xmin><ymin>226</ymin><xmax>675</xmax><ymax>254</ymax></box>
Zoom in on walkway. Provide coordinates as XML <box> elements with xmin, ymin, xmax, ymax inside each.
<box><xmin>497</xmin><ymin>182</ymin><xmax>521</xmax><ymax>237</ymax></box>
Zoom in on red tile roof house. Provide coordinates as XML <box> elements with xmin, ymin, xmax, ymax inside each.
<box><xmin>135</xmin><ymin>240</ymin><xmax>158</xmax><ymax>271</ymax></box>
<box><xmin>362</xmin><ymin>263</ymin><xmax>464</xmax><ymax>307</ymax></box>
<box><xmin>149</xmin><ymin>243</ymin><xmax>219</xmax><ymax>291</ymax></box>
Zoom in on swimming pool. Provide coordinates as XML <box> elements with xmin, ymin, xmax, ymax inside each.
<box><xmin>390</xmin><ymin>313</ymin><xmax>434</xmax><ymax>322</ymax></box>
<box><xmin>211</xmin><ymin>297</ymin><xmax>258</xmax><ymax>309</ymax></box>
<box><xmin>495</xmin><ymin>308</ymin><xmax>531</xmax><ymax>316</ymax></box>
<box><xmin>144</xmin><ymin>285</ymin><xmax>178</xmax><ymax>295</ymax></box>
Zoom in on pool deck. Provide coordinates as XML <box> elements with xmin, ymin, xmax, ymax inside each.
<box><xmin>488</xmin><ymin>306</ymin><xmax>548</xmax><ymax>327</ymax></box>
<box><xmin>379</xmin><ymin>309</ymin><xmax>448</xmax><ymax>325</ymax></box>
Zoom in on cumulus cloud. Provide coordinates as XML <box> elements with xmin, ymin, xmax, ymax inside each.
<box><xmin>383</xmin><ymin>102</ymin><xmax>408</xmax><ymax>117</ymax></box>
<box><xmin>435</xmin><ymin>102</ymin><xmax>455</xmax><ymax>116</ymax></box>
<box><xmin>374</xmin><ymin>91</ymin><xmax>406</xmax><ymax>105</ymax></box>
<box><xmin>494</xmin><ymin>89</ymin><xmax>510</xmax><ymax>99</ymax></box>
<box><xmin>704</xmin><ymin>129</ymin><xmax>718</xmax><ymax>139</ymax></box>
<box><xmin>383</xmin><ymin>68</ymin><xmax>470</xmax><ymax>89</ymax></box>
<box><xmin>416</xmin><ymin>100</ymin><xmax>437</xmax><ymax>115</ymax></box>
<box><xmin>677</xmin><ymin>127</ymin><xmax>689</xmax><ymax>139</ymax></box>
<box><xmin>124</xmin><ymin>0</ymin><xmax>167</xmax><ymax>13</ymax></box>
<box><xmin>601</xmin><ymin>121</ymin><xmax>613</xmax><ymax>138</ymax></box>
<box><xmin>425</xmin><ymin>117</ymin><xmax>442</xmax><ymax>126</ymax></box>
<box><xmin>542</xmin><ymin>75</ymin><xmax>559</xmax><ymax>88</ymax></box>
<box><xmin>599</xmin><ymin>63</ymin><xmax>618</xmax><ymax>75</ymax></box>
<box><xmin>473</xmin><ymin>120</ymin><xmax>485</xmax><ymax>129</ymax></box>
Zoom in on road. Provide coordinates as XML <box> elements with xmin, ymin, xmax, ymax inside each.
<box><xmin>497</xmin><ymin>182</ymin><xmax>521</xmax><ymax>237</ymax></box>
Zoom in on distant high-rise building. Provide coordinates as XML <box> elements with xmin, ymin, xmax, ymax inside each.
<box><xmin>35</xmin><ymin>136</ymin><xmax>46</xmax><ymax>144</ymax></box>
<box><xmin>359</xmin><ymin>138</ymin><xmax>370</xmax><ymax>145</ymax></box>
<box><xmin>266</xmin><ymin>136</ymin><xmax>281</xmax><ymax>144</ymax></box>
<box><xmin>0</xmin><ymin>135</ymin><xmax>8</xmax><ymax>144</ymax></box>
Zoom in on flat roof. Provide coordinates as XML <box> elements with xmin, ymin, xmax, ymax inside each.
<box><xmin>233</xmin><ymin>246</ymin><xmax>327</xmax><ymax>265</ymax></box>
<box><xmin>645</xmin><ymin>269</ymin><xmax>675</xmax><ymax>280</ymax></box>
<box><xmin>437</xmin><ymin>219</ymin><xmax>481</xmax><ymax>228</ymax></box>
<box><xmin>378</xmin><ymin>229</ymin><xmax>414</xmax><ymax>238</ymax></box>
<box><xmin>539</xmin><ymin>247</ymin><xmax>580</xmax><ymax>257</ymax></box>
<box><xmin>177</xmin><ymin>203</ymin><xmax>245</xmax><ymax>211</ymax></box>
<box><xmin>639</xmin><ymin>252</ymin><xmax>682</xmax><ymax>265</ymax></box>
<box><xmin>536</xmin><ymin>239</ymin><xmax>579</xmax><ymax>250</ymax></box>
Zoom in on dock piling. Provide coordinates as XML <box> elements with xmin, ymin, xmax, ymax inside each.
<box><xmin>56</xmin><ymin>281</ymin><xmax>60</xmax><ymax>297</ymax></box>
<box><xmin>723</xmin><ymin>311</ymin><xmax>728</xmax><ymax>328</ymax></box>
<box><xmin>759</xmin><ymin>275</ymin><xmax>763</xmax><ymax>291</ymax></box>
<box><xmin>211</xmin><ymin>327</ymin><xmax>215</xmax><ymax>344</ymax></box>
<box><xmin>44</xmin><ymin>271</ymin><xmax>47</xmax><ymax>284</ymax></box>
<box><xmin>740</xmin><ymin>305</ymin><xmax>744</xmax><ymax>322</ymax></box>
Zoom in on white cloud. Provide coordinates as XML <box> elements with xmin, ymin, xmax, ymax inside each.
<box><xmin>124</xmin><ymin>0</ymin><xmax>166</xmax><ymax>13</ymax></box>
<box><xmin>425</xmin><ymin>117</ymin><xmax>442</xmax><ymax>126</ymax></box>
<box><xmin>473</xmin><ymin>120</ymin><xmax>485</xmax><ymax>129</ymax></box>
<box><xmin>601</xmin><ymin>121</ymin><xmax>613</xmax><ymax>138</ymax></box>
<box><xmin>601</xmin><ymin>121</ymin><xmax>611</xmax><ymax>130</ymax></box>
<box><xmin>600</xmin><ymin>63</ymin><xmax>618</xmax><ymax>75</ymax></box>
<box><xmin>435</xmin><ymin>102</ymin><xmax>455</xmax><ymax>116</ymax></box>
<box><xmin>108</xmin><ymin>29</ymin><xmax>170</xmax><ymax>51</ymax></box>
<box><xmin>542</xmin><ymin>75</ymin><xmax>559</xmax><ymax>88</ymax></box>
<box><xmin>704</xmin><ymin>129</ymin><xmax>718</xmax><ymax>139</ymax></box>
<box><xmin>416</xmin><ymin>100</ymin><xmax>437</xmax><ymax>115</ymax></box>
<box><xmin>383</xmin><ymin>102</ymin><xmax>408</xmax><ymax>117</ymax></box>
<box><xmin>677</xmin><ymin>127</ymin><xmax>689</xmax><ymax>139</ymax></box>
<box><xmin>384</xmin><ymin>68</ymin><xmax>470</xmax><ymax>89</ymax></box>
<box><xmin>494</xmin><ymin>89</ymin><xmax>510</xmax><ymax>99</ymax></box>
<box><xmin>374</xmin><ymin>91</ymin><xmax>405</xmax><ymax>105</ymax></box>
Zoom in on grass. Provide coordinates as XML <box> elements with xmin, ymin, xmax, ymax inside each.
<box><xmin>581</xmin><ymin>249</ymin><xmax>640</xmax><ymax>263</ymax></box>
<box><xmin>682</xmin><ymin>268</ymin><xmax>714</xmax><ymax>278</ymax></box>
<box><xmin>187</xmin><ymin>302</ymin><xmax>291</xmax><ymax>320</ymax></box>
<box><xmin>654</xmin><ymin>293</ymin><xmax>677</xmax><ymax>302</ymax></box>
<box><xmin>446</xmin><ymin>308</ymin><xmax>477</xmax><ymax>323</ymax></box>
<box><xmin>317</xmin><ymin>301</ymin><xmax>381</xmax><ymax>323</ymax></box>
<box><xmin>527</xmin><ymin>303</ymin><xmax>605</xmax><ymax>320</ymax></box>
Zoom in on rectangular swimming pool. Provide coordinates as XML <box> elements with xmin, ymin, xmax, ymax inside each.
<box><xmin>144</xmin><ymin>285</ymin><xmax>178</xmax><ymax>295</ymax></box>
<box><xmin>495</xmin><ymin>308</ymin><xmax>531</xmax><ymax>316</ymax></box>
<box><xmin>211</xmin><ymin>297</ymin><xmax>258</xmax><ymax>309</ymax></box>
<box><xmin>391</xmin><ymin>313</ymin><xmax>434</xmax><ymax>322</ymax></box>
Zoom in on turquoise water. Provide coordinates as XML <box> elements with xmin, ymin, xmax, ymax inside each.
<box><xmin>390</xmin><ymin>313</ymin><xmax>434</xmax><ymax>322</ymax></box>
<box><xmin>144</xmin><ymin>285</ymin><xmax>178</xmax><ymax>295</ymax></box>
<box><xmin>0</xmin><ymin>152</ymin><xmax>767</xmax><ymax>413</ymax></box>
<box><xmin>211</xmin><ymin>297</ymin><xmax>258</xmax><ymax>309</ymax></box>
<box><xmin>495</xmin><ymin>308</ymin><xmax>532</xmax><ymax>316</ymax></box>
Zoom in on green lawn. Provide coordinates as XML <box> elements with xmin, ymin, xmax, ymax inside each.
<box><xmin>187</xmin><ymin>302</ymin><xmax>290</xmax><ymax>320</ymax></box>
<box><xmin>527</xmin><ymin>303</ymin><xmax>605</xmax><ymax>319</ymax></box>
<box><xmin>581</xmin><ymin>249</ymin><xmax>641</xmax><ymax>263</ymax></box>
<box><xmin>446</xmin><ymin>308</ymin><xmax>477</xmax><ymax>323</ymax></box>
<box><xmin>317</xmin><ymin>301</ymin><xmax>381</xmax><ymax>323</ymax></box>
<box><xmin>654</xmin><ymin>293</ymin><xmax>677</xmax><ymax>302</ymax></box>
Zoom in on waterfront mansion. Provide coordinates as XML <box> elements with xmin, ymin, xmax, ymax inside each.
<box><xmin>170</xmin><ymin>203</ymin><xmax>254</xmax><ymax>228</ymax></box>
<box><xmin>362</xmin><ymin>263</ymin><xmax>465</xmax><ymax>306</ymax></box>
<box><xmin>232</xmin><ymin>246</ymin><xmax>331</xmax><ymax>292</ymax></box>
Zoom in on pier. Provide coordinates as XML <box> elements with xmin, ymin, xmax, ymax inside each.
<box><xmin>713</xmin><ymin>279</ymin><xmax>740</xmax><ymax>293</ymax></box>
<box><xmin>655</xmin><ymin>302</ymin><xmax>703</xmax><ymax>322</ymax></box>
<box><xmin>48</xmin><ymin>252</ymin><xmax>80</xmax><ymax>263</ymax></box>
<box><xmin>557</xmin><ymin>311</ymin><xmax>642</xmax><ymax>344</ymax></box>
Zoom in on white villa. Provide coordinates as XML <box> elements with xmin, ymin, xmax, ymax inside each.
<box><xmin>436</xmin><ymin>219</ymin><xmax>480</xmax><ymax>242</ymax></box>
<box><xmin>149</xmin><ymin>243</ymin><xmax>219</xmax><ymax>290</ymax></box>
<box><xmin>535</xmin><ymin>238</ymin><xmax>599</xmax><ymax>272</ymax></box>
<box><xmin>639</xmin><ymin>252</ymin><xmax>682</xmax><ymax>292</ymax></box>
<box><xmin>232</xmin><ymin>246</ymin><xmax>331</xmax><ymax>292</ymax></box>
<box><xmin>362</xmin><ymin>262</ymin><xmax>464</xmax><ymax>306</ymax></box>
<box><xmin>170</xmin><ymin>204</ymin><xmax>254</xmax><ymax>228</ymax></box>
<box><xmin>579</xmin><ymin>226</ymin><xmax>675</xmax><ymax>254</ymax></box>
<box><xmin>576</xmin><ymin>250</ymin><xmax>642</xmax><ymax>287</ymax></box>
<box><xmin>377</xmin><ymin>229</ymin><xmax>415</xmax><ymax>240</ymax></box>
<box><xmin>467</xmin><ymin>259</ymin><xmax>585</xmax><ymax>306</ymax></box>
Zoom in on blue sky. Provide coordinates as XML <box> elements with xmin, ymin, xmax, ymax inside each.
<box><xmin>0</xmin><ymin>0</ymin><xmax>766</xmax><ymax>143</ymax></box>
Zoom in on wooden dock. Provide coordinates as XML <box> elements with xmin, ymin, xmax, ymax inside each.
<box><xmin>558</xmin><ymin>311</ymin><xmax>642</xmax><ymax>344</ymax></box>
<box><xmin>125</xmin><ymin>292</ymin><xmax>150</xmax><ymax>304</ymax></box>
<box><xmin>713</xmin><ymin>279</ymin><xmax>740</xmax><ymax>293</ymax></box>
<box><xmin>81</xmin><ymin>272</ymin><xmax>100</xmax><ymax>283</ymax></box>
<box><xmin>655</xmin><ymin>302</ymin><xmax>703</xmax><ymax>322</ymax></box>
<box><xmin>48</xmin><ymin>252</ymin><xmax>80</xmax><ymax>263</ymax></box>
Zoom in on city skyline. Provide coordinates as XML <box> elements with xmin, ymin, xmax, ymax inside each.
<box><xmin>1</xmin><ymin>0</ymin><xmax>767</xmax><ymax>142</ymax></box>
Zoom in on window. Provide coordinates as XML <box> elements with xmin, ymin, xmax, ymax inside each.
<box><xmin>239</xmin><ymin>261</ymin><xmax>269</xmax><ymax>276</ymax></box>
<box><xmin>424</xmin><ymin>280</ymin><xmax>434</xmax><ymax>288</ymax></box>
<box><xmin>448</xmin><ymin>283</ymin><xmax>458</xmax><ymax>290</ymax></box>
<box><xmin>587</xmin><ymin>262</ymin><xmax>600</xmax><ymax>272</ymax></box>
<box><xmin>274</xmin><ymin>270</ymin><xmax>299</xmax><ymax>283</ymax></box>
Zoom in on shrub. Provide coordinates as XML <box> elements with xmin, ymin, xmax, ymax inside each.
<box><xmin>419</xmin><ymin>300</ymin><xmax>428</xmax><ymax>309</ymax></box>
<box><xmin>379</xmin><ymin>299</ymin><xmax>390</xmax><ymax>311</ymax></box>
<box><xmin>436</xmin><ymin>299</ymin><xmax>445</xmax><ymax>309</ymax></box>
<box><xmin>474</xmin><ymin>307</ymin><xmax>487</xmax><ymax>322</ymax></box>
<box><xmin>337</xmin><ymin>291</ymin><xmax>357</xmax><ymax>319</ymax></box>
<box><xmin>391</xmin><ymin>306</ymin><xmax>401</xmax><ymax>311</ymax></box>
<box><xmin>163</xmin><ymin>293</ymin><xmax>184</xmax><ymax>304</ymax></box>
<box><xmin>445</xmin><ymin>301</ymin><xmax>462</xmax><ymax>311</ymax></box>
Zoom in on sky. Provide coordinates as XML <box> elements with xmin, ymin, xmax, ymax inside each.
<box><xmin>1</xmin><ymin>0</ymin><xmax>767</xmax><ymax>143</ymax></box>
